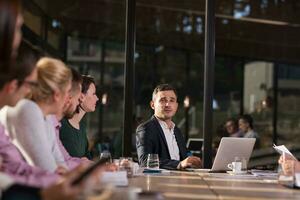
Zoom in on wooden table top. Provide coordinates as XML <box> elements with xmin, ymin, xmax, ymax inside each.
<box><xmin>107</xmin><ymin>170</ymin><xmax>300</xmax><ymax>200</ymax></box>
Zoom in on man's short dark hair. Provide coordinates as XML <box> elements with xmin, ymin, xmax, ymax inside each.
<box><xmin>239</xmin><ymin>114</ymin><xmax>253</xmax><ymax>129</ymax></box>
<box><xmin>0</xmin><ymin>47</ymin><xmax>37</xmax><ymax>89</ymax></box>
<box><xmin>152</xmin><ymin>83</ymin><xmax>177</xmax><ymax>100</ymax></box>
<box><xmin>226</xmin><ymin>117</ymin><xmax>238</xmax><ymax>127</ymax></box>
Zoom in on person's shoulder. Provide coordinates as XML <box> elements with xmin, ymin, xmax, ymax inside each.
<box><xmin>137</xmin><ymin>117</ymin><xmax>156</xmax><ymax>129</ymax></box>
<box><xmin>46</xmin><ymin>115</ymin><xmax>58</xmax><ymax>125</ymax></box>
<box><xmin>61</xmin><ymin>118</ymin><xmax>68</xmax><ymax>124</ymax></box>
<box><xmin>174</xmin><ymin>125</ymin><xmax>182</xmax><ymax>132</ymax></box>
<box><xmin>9</xmin><ymin>99</ymin><xmax>42</xmax><ymax>121</ymax></box>
<box><xmin>17</xmin><ymin>99</ymin><xmax>36</xmax><ymax>107</ymax></box>
<box><xmin>14</xmin><ymin>99</ymin><xmax>40</xmax><ymax>113</ymax></box>
<box><xmin>0</xmin><ymin>106</ymin><xmax>9</xmax><ymax>124</ymax></box>
<box><xmin>252</xmin><ymin>130</ymin><xmax>259</xmax><ymax>138</ymax></box>
<box><xmin>61</xmin><ymin>118</ymin><xmax>72</xmax><ymax>129</ymax></box>
<box><xmin>60</xmin><ymin>118</ymin><xmax>73</xmax><ymax>137</ymax></box>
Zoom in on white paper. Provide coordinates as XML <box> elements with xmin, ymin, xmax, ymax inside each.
<box><xmin>101</xmin><ymin>171</ymin><xmax>128</xmax><ymax>186</ymax></box>
<box><xmin>295</xmin><ymin>173</ymin><xmax>300</xmax><ymax>187</ymax></box>
<box><xmin>273</xmin><ymin>144</ymin><xmax>297</xmax><ymax>160</ymax></box>
<box><xmin>250</xmin><ymin>169</ymin><xmax>278</xmax><ymax>177</ymax></box>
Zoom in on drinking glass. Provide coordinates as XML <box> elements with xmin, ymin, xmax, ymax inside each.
<box><xmin>100</xmin><ymin>151</ymin><xmax>112</xmax><ymax>163</ymax></box>
<box><xmin>119</xmin><ymin>157</ymin><xmax>133</xmax><ymax>177</ymax></box>
<box><xmin>146</xmin><ymin>154</ymin><xmax>159</xmax><ymax>169</ymax></box>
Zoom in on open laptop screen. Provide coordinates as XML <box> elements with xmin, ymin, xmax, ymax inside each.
<box><xmin>211</xmin><ymin>137</ymin><xmax>256</xmax><ymax>171</ymax></box>
<box><xmin>187</xmin><ymin>138</ymin><xmax>203</xmax><ymax>154</ymax></box>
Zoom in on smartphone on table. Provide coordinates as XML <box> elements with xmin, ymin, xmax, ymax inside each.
<box><xmin>71</xmin><ymin>157</ymin><xmax>110</xmax><ymax>186</ymax></box>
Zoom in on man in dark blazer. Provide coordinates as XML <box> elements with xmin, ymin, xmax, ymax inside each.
<box><xmin>136</xmin><ymin>84</ymin><xmax>201</xmax><ymax>169</ymax></box>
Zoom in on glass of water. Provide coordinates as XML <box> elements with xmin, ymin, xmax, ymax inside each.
<box><xmin>146</xmin><ymin>154</ymin><xmax>159</xmax><ymax>169</ymax></box>
<box><xmin>119</xmin><ymin>157</ymin><xmax>133</xmax><ymax>177</ymax></box>
<box><xmin>100</xmin><ymin>150</ymin><xmax>112</xmax><ymax>163</ymax></box>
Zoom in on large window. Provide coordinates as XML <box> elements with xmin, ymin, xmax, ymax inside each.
<box><xmin>22</xmin><ymin>0</ymin><xmax>300</xmax><ymax>160</ymax></box>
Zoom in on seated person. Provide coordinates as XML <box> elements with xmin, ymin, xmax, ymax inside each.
<box><xmin>59</xmin><ymin>75</ymin><xmax>99</xmax><ymax>159</ymax></box>
<box><xmin>225</xmin><ymin>118</ymin><xmax>243</xmax><ymax>137</ymax></box>
<box><xmin>1</xmin><ymin>57</ymin><xmax>72</xmax><ymax>173</ymax></box>
<box><xmin>47</xmin><ymin>68</ymin><xmax>91</xmax><ymax>170</ymax></box>
<box><xmin>136</xmin><ymin>84</ymin><xmax>201</xmax><ymax>170</ymax></box>
<box><xmin>0</xmin><ymin>0</ymin><xmax>58</xmax><ymax>188</ymax></box>
<box><xmin>1</xmin><ymin>161</ymin><xmax>105</xmax><ymax>200</ymax></box>
<box><xmin>239</xmin><ymin>114</ymin><xmax>260</xmax><ymax>148</ymax></box>
<box><xmin>0</xmin><ymin>58</ymin><xmax>58</xmax><ymax>187</ymax></box>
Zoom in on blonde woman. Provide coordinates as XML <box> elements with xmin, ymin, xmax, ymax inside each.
<box><xmin>2</xmin><ymin>57</ymin><xmax>72</xmax><ymax>173</ymax></box>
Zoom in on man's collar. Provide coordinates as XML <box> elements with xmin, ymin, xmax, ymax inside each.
<box><xmin>48</xmin><ymin>114</ymin><xmax>61</xmax><ymax>129</ymax></box>
<box><xmin>155</xmin><ymin>116</ymin><xmax>175</xmax><ymax>130</ymax></box>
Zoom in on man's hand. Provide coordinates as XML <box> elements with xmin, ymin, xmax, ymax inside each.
<box><xmin>278</xmin><ymin>154</ymin><xmax>294</xmax><ymax>164</ymax></box>
<box><xmin>55</xmin><ymin>165</ymin><xmax>68</xmax><ymax>175</ymax></box>
<box><xmin>41</xmin><ymin>163</ymin><xmax>104</xmax><ymax>200</ymax></box>
<box><xmin>80</xmin><ymin>157</ymin><xmax>90</xmax><ymax>162</ymax></box>
<box><xmin>41</xmin><ymin>164</ymin><xmax>87</xmax><ymax>200</ymax></box>
<box><xmin>281</xmin><ymin>160</ymin><xmax>295</xmax><ymax>176</ymax></box>
<box><xmin>279</xmin><ymin>155</ymin><xmax>300</xmax><ymax>175</ymax></box>
<box><xmin>179</xmin><ymin>156</ymin><xmax>202</xmax><ymax>169</ymax></box>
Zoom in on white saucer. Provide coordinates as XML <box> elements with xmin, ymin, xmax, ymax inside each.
<box><xmin>226</xmin><ymin>170</ymin><xmax>248</xmax><ymax>175</ymax></box>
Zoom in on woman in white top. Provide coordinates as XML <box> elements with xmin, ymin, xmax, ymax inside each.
<box><xmin>3</xmin><ymin>57</ymin><xmax>72</xmax><ymax>173</ymax></box>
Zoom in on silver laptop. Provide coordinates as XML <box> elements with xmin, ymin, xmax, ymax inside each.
<box><xmin>189</xmin><ymin>137</ymin><xmax>256</xmax><ymax>172</ymax></box>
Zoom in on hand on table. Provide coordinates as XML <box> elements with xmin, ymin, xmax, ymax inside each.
<box><xmin>278</xmin><ymin>155</ymin><xmax>300</xmax><ymax>175</ymax></box>
<box><xmin>55</xmin><ymin>165</ymin><xmax>68</xmax><ymax>175</ymax></box>
<box><xmin>180</xmin><ymin>156</ymin><xmax>202</xmax><ymax>169</ymax></box>
<box><xmin>42</xmin><ymin>163</ymin><xmax>104</xmax><ymax>200</ymax></box>
<box><xmin>278</xmin><ymin>154</ymin><xmax>294</xmax><ymax>164</ymax></box>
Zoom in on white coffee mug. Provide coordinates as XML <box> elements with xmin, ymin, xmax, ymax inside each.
<box><xmin>227</xmin><ymin>161</ymin><xmax>242</xmax><ymax>173</ymax></box>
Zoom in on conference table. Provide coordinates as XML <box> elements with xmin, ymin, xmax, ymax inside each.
<box><xmin>105</xmin><ymin>170</ymin><xmax>300</xmax><ymax>200</ymax></box>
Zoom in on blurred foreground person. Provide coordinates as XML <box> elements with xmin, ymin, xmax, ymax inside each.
<box><xmin>2</xmin><ymin>57</ymin><xmax>72</xmax><ymax>173</ymax></box>
<box><xmin>0</xmin><ymin>0</ymin><xmax>59</xmax><ymax>188</ymax></box>
<box><xmin>0</xmin><ymin>1</ymin><xmax>105</xmax><ymax>199</ymax></box>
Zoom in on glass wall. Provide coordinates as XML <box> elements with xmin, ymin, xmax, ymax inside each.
<box><xmin>215</xmin><ymin>1</ymin><xmax>300</xmax><ymax>154</ymax></box>
<box><xmin>22</xmin><ymin>0</ymin><xmax>300</xmax><ymax>162</ymax></box>
<box><xmin>135</xmin><ymin>1</ymin><xmax>206</xmax><ymax>157</ymax></box>
<box><xmin>22</xmin><ymin>0</ymin><xmax>126</xmax><ymax>158</ymax></box>
<box><xmin>277</xmin><ymin>64</ymin><xmax>300</xmax><ymax>146</ymax></box>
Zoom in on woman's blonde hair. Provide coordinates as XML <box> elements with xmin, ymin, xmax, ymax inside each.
<box><xmin>32</xmin><ymin>57</ymin><xmax>72</xmax><ymax>102</ymax></box>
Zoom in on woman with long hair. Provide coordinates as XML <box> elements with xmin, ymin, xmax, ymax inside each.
<box><xmin>60</xmin><ymin>75</ymin><xmax>99</xmax><ymax>158</ymax></box>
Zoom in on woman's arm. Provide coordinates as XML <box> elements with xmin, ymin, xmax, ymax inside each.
<box><xmin>7</xmin><ymin>100</ymin><xmax>58</xmax><ymax>172</ymax></box>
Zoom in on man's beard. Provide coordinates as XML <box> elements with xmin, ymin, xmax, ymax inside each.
<box><xmin>75</xmin><ymin>104</ymin><xmax>81</xmax><ymax>114</ymax></box>
<box><xmin>64</xmin><ymin>105</ymin><xmax>78</xmax><ymax>119</ymax></box>
<box><xmin>64</xmin><ymin>109</ymin><xmax>76</xmax><ymax>119</ymax></box>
